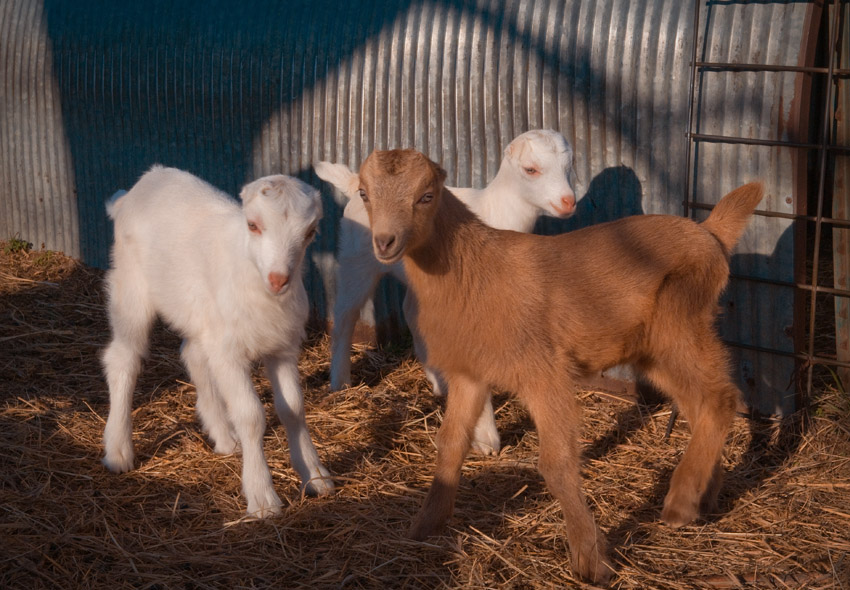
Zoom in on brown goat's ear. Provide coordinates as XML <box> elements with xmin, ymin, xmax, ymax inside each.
<box><xmin>436</xmin><ymin>164</ymin><xmax>448</xmax><ymax>186</ymax></box>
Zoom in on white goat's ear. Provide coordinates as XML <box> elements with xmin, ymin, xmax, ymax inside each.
<box><xmin>239</xmin><ymin>178</ymin><xmax>270</xmax><ymax>204</ymax></box>
<box><xmin>505</xmin><ymin>135</ymin><xmax>531</xmax><ymax>160</ymax></box>
<box><xmin>314</xmin><ymin>161</ymin><xmax>360</xmax><ymax>200</ymax></box>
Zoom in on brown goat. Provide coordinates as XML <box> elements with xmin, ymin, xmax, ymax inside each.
<box><xmin>355</xmin><ymin>148</ymin><xmax>764</xmax><ymax>584</ymax></box>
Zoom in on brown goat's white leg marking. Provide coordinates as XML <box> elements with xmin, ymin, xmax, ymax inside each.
<box><xmin>520</xmin><ymin>381</ymin><xmax>614</xmax><ymax>584</ymax></box>
<box><xmin>409</xmin><ymin>374</ymin><xmax>489</xmax><ymax>540</ymax></box>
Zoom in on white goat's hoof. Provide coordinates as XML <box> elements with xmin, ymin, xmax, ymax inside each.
<box><xmin>329</xmin><ymin>377</ymin><xmax>350</xmax><ymax>392</ymax></box>
<box><xmin>471</xmin><ymin>423</ymin><xmax>501</xmax><ymax>456</ymax></box>
<box><xmin>302</xmin><ymin>465</ymin><xmax>335</xmax><ymax>496</ymax></box>
<box><xmin>471</xmin><ymin>437</ymin><xmax>501</xmax><ymax>456</ymax></box>
<box><xmin>245</xmin><ymin>489</ymin><xmax>283</xmax><ymax>518</ymax></box>
<box><xmin>102</xmin><ymin>448</ymin><xmax>135</xmax><ymax>473</ymax></box>
<box><xmin>211</xmin><ymin>434</ymin><xmax>239</xmax><ymax>455</ymax></box>
<box><xmin>329</xmin><ymin>365</ymin><xmax>351</xmax><ymax>392</ymax></box>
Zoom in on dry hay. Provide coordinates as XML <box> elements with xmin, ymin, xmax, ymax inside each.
<box><xmin>1</xmin><ymin>240</ymin><xmax>848</xmax><ymax>589</ymax></box>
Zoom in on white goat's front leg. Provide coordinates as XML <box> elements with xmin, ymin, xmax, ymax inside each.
<box><xmin>211</xmin><ymin>360</ymin><xmax>282</xmax><ymax>517</ymax></box>
<box><xmin>330</xmin><ymin>243</ymin><xmax>384</xmax><ymax>391</ymax></box>
<box><xmin>265</xmin><ymin>355</ymin><xmax>334</xmax><ymax>496</ymax></box>
<box><xmin>180</xmin><ymin>340</ymin><xmax>237</xmax><ymax>454</ymax></box>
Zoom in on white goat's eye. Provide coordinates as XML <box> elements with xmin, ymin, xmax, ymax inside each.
<box><xmin>418</xmin><ymin>193</ymin><xmax>434</xmax><ymax>204</ymax></box>
<box><xmin>247</xmin><ymin>221</ymin><xmax>261</xmax><ymax>234</ymax></box>
<box><xmin>523</xmin><ymin>166</ymin><xmax>540</xmax><ymax>176</ymax></box>
<box><xmin>358</xmin><ymin>189</ymin><xmax>369</xmax><ymax>203</ymax></box>
<box><xmin>305</xmin><ymin>227</ymin><xmax>317</xmax><ymax>241</ymax></box>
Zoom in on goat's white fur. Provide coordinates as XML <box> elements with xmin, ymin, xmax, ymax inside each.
<box><xmin>101</xmin><ymin>165</ymin><xmax>333</xmax><ymax>518</ymax></box>
<box><xmin>316</xmin><ymin>129</ymin><xmax>576</xmax><ymax>455</ymax></box>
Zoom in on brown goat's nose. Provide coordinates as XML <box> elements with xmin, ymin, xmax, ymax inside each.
<box><xmin>373</xmin><ymin>233</ymin><xmax>396</xmax><ymax>255</ymax></box>
<box><xmin>268</xmin><ymin>272</ymin><xmax>289</xmax><ymax>293</ymax></box>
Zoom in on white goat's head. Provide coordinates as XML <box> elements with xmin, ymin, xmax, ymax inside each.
<box><xmin>503</xmin><ymin>129</ymin><xmax>577</xmax><ymax>218</ymax></box>
<box><xmin>356</xmin><ymin>149</ymin><xmax>446</xmax><ymax>264</ymax></box>
<box><xmin>239</xmin><ymin>175</ymin><xmax>322</xmax><ymax>295</ymax></box>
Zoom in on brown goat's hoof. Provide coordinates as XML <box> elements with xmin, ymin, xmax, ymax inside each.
<box><xmin>573</xmin><ymin>544</ymin><xmax>615</xmax><ymax>585</ymax></box>
<box><xmin>409</xmin><ymin>518</ymin><xmax>444</xmax><ymax>541</ymax></box>
<box><xmin>661</xmin><ymin>498</ymin><xmax>699</xmax><ymax>527</ymax></box>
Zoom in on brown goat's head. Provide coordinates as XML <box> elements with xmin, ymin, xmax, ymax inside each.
<box><xmin>357</xmin><ymin>149</ymin><xmax>447</xmax><ymax>264</ymax></box>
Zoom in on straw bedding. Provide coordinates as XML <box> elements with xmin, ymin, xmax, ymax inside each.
<box><xmin>1</xmin><ymin>241</ymin><xmax>848</xmax><ymax>589</ymax></box>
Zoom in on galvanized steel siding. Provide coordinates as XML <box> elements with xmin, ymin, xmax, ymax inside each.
<box><xmin>1</xmin><ymin>0</ymin><xmax>818</xmax><ymax>412</ymax></box>
<box><xmin>1</xmin><ymin>0</ymin><xmax>77</xmax><ymax>256</ymax></box>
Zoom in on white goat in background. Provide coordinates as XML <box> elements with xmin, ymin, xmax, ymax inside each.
<box><xmin>101</xmin><ymin>166</ymin><xmax>333</xmax><ymax>518</ymax></box>
<box><xmin>316</xmin><ymin>129</ymin><xmax>577</xmax><ymax>455</ymax></box>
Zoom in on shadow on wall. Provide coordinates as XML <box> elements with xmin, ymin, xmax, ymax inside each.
<box><xmin>723</xmin><ymin>223</ymin><xmax>797</xmax><ymax>415</ymax></box>
<box><xmin>536</xmin><ymin>165</ymin><xmax>646</xmax><ymax>236</ymax></box>
<box><xmin>42</xmin><ymin>0</ymin><xmax>411</xmax><ymax>272</ymax></box>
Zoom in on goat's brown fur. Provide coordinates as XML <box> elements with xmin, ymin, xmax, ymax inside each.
<box><xmin>357</xmin><ymin>149</ymin><xmax>764</xmax><ymax>584</ymax></box>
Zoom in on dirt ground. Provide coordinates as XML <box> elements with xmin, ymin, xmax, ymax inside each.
<box><xmin>1</xmin><ymin>241</ymin><xmax>848</xmax><ymax>589</ymax></box>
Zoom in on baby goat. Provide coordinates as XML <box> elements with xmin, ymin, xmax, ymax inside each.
<box><xmin>354</xmin><ymin>149</ymin><xmax>763</xmax><ymax>584</ymax></box>
<box><xmin>101</xmin><ymin>166</ymin><xmax>333</xmax><ymax>517</ymax></box>
<box><xmin>316</xmin><ymin>129</ymin><xmax>576</xmax><ymax>455</ymax></box>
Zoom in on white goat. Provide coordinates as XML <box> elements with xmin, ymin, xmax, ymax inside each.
<box><xmin>101</xmin><ymin>165</ymin><xmax>333</xmax><ymax>517</ymax></box>
<box><xmin>316</xmin><ymin>130</ymin><xmax>576</xmax><ymax>455</ymax></box>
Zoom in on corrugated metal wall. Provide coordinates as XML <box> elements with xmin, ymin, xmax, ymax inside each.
<box><xmin>0</xmin><ymin>0</ymin><xmax>819</xmax><ymax>413</ymax></box>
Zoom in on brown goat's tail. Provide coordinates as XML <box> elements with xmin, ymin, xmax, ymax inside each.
<box><xmin>701</xmin><ymin>181</ymin><xmax>764</xmax><ymax>253</ymax></box>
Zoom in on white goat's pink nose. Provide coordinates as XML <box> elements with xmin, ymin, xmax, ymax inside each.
<box><xmin>268</xmin><ymin>272</ymin><xmax>290</xmax><ymax>293</ymax></box>
<box><xmin>553</xmin><ymin>194</ymin><xmax>576</xmax><ymax>216</ymax></box>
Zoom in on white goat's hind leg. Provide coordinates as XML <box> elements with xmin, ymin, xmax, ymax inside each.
<box><xmin>266</xmin><ymin>356</ymin><xmax>334</xmax><ymax>496</ymax></box>
<box><xmin>101</xmin><ymin>270</ymin><xmax>154</xmax><ymax>473</ymax></box>
<box><xmin>102</xmin><ymin>338</ymin><xmax>146</xmax><ymax>473</ymax></box>
<box><xmin>180</xmin><ymin>340</ymin><xmax>237</xmax><ymax>454</ymax></box>
<box><xmin>330</xmin><ymin>252</ymin><xmax>382</xmax><ymax>391</ymax></box>
<box><xmin>211</xmin><ymin>360</ymin><xmax>282</xmax><ymax>517</ymax></box>
<box><xmin>470</xmin><ymin>395</ymin><xmax>501</xmax><ymax>456</ymax></box>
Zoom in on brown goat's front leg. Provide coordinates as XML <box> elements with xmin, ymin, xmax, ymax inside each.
<box><xmin>410</xmin><ymin>374</ymin><xmax>489</xmax><ymax>540</ymax></box>
<box><xmin>521</xmin><ymin>383</ymin><xmax>614</xmax><ymax>584</ymax></box>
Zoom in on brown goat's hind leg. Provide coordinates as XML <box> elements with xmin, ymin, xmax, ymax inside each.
<box><xmin>410</xmin><ymin>374</ymin><xmax>488</xmax><ymax>540</ymax></box>
<box><xmin>644</xmin><ymin>343</ymin><xmax>738</xmax><ymax>527</ymax></box>
<box><xmin>522</xmin><ymin>384</ymin><xmax>614</xmax><ymax>584</ymax></box>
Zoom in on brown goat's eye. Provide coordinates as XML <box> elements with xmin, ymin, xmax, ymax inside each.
<box><xmin>358</xmin><ymin>189</ymin><xmax>369</xmax><ymax>203</ymax></box>
<box><xmin>247</xmin><ymin>221</ymin><xmax>261</xmax><ymax>234</ymax></box>
<box><xmin>418</xmin><ymin>193</ymin><xmax>434</xmax><ymax>205</ymax></box>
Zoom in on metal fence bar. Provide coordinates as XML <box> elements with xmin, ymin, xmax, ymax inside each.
<box><xmin>806</xmin><ymin>0</ymin><xmax>842</xmax><ymax>398</ymax></box>
<box><xmin>694</xmin><ymin>61</ymin><xmax>850</xmax><ymax>76</ymax></box>
<box><xmin>730</xmin><ymin>273</ymin><xmax>850</xmax><ymax>299</ymax></box>
<box><xmin>725</xmin><ymin>341</ymin><xmax>850</xmax><ymax>371</ymax></box>
<box><xmin>687</xmin><ymin>201</ymin><xmax>850</xmax><ymax>227</ymax></box>
<box><xmin>689</xmin><ymin>132</ymin><xmax>850</xmax><ymax>152</ymax></box>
